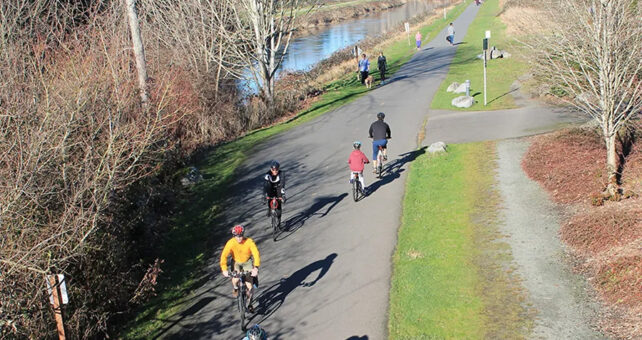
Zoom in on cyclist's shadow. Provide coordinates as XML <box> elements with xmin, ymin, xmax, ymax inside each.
<box><xmin>249</xmin><ymin>253</ymin><xmax>337</xmax><ymax>323</ymax></box>
<box><xmin>368</xmin><ymin>147</ymin><xmax>427</xmax><ymax>195</ymax></box>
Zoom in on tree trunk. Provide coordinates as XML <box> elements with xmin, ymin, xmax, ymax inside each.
<box><xmin>605</xmin><ymin>133</ymin><xmax>619</xmax><ymax>197</ymax></box>
<box><xmin>125</xmin><ymin>0</ymin><xmax>150</xmax><ymax>113</ymax></box>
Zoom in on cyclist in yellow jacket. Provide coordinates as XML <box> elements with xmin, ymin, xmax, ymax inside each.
<box><xmin>220</xmin><ymin>225</ymin><xmax>261</xmax><ymax>303</ymax></box>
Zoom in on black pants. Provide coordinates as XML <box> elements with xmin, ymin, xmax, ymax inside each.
<box><xmin>264</xmin><ymin>184</ymin><xmax>283</xmax><ymax>215</ymax></box>
<box><xmin>360</xmin><ymin>71</ymin><xmax>369</xmax><ymax>84</ymax></box>
<box><xmin>380</xmin><ymin>69</ymin><xmax>386</xmax><ymax>81</ymax></box>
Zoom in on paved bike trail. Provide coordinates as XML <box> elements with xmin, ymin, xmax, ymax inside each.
<box><xmin>157</xmin><ymin>3</ymin><xmax>578</xmax><ymax>339</ymax></box>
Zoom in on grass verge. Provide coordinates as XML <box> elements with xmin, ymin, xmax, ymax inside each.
<box><xmin>123</xmin><ymin>2</ymin><xmax>470</xmax><ymax>338</ymax></box>
<box><xmin>431</xmin><ymin>0</ymin><xmax>529</xmax><ymax>110</ymax></box>
<box><xmin>388</xmin><ymin>142</ymin><xmax>533</xmax><ymax>339</ymax></box>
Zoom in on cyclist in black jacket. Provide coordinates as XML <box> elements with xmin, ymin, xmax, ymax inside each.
<box><xmin>263</xmin><ymin>161</ymin><xmax>285</xmax><ymax>217</ymax></box>
<box><xmin>368</xmin><ymin>112</ymin><xmax>391</xmax><ymax>173</ymax></box>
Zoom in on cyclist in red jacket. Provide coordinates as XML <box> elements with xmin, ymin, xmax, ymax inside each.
<box><xmin>348</xmin><ymin>141</ymin><xmax>369</xmax><ymax>195</ymax></box>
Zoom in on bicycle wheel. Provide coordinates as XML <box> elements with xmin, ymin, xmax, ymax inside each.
<box><xmin>352</xmin><ymin>178</ymin><xmax>359</xmax><ymax>201</ymax></box>
<box><xmin>272</xmin><ymin>212</ymin><xmax>279</xmax><ymax>241</ymax></box>
<box><xmin>237</xmin><ymin>282</ymin><xmax>246</xmax><ymax>329</ymax></box>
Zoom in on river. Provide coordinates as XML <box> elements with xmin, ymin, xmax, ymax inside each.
<box><xmin>281</xmin><ymin>0</ymin><xmax>451</xmax><ymax>72</ymax></box>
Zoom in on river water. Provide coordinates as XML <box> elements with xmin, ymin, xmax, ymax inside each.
<box><xmin>281</xmin><ymin>0</ymin><xmax>450</xmax><ymax>73</ymax></box>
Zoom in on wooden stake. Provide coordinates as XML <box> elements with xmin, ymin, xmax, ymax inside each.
<box><xmin>48</xmin><ymin>275</ymin><xmax>66</xmax><ymax>340</ymax></box>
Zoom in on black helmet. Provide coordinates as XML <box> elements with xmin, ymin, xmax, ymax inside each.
<box><xmin>270</xmin><ymin>160</ymin><xmax>280</xmax><ymax>171</ymax></box>
<box><xmin>246</xmin><ymin>324</ymin><xmax>267</xmax><ymax>340</ymax></box>
<box><xmin>377</xmin><ymin>112</ymin><xmax>385</xmax><ymax>120</ymax></box>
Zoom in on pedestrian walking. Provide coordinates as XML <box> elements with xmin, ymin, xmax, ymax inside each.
<box><xmin>447</xmin><ymin>23</ymin><xmax>455</xmax><ymax>46</ymax></box>
<box><xmin>377</xmin><ymin>51</ymin><xmax>387</xmax><ymax>84</ymax></box>
<box><xmin>415</xmin><ymin>32</ymin><xmax>422</xmax><ymax>50</ymax></box>
<box><xmin>358</xmin><ymin>53</ymin><xmax>370</xmax><ymax>85</ymax></box>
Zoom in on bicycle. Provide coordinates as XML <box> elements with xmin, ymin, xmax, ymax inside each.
<box><xmin>351</xmin><ymin>172</ymin><xmax>364</xmax><ymax>201</ymax></box>
<box><xmin>267</xmin><ymin>196</ymin><xmax>283</xmax><ymax>241</ymax></box>
<box><xmin>230</xmin><ymin>270</ymin><xmax>254</xmax><ymax>330</ymax></box>
<box><xmin>376</xmin><ymin>145</ymin><xmax>386</xmax><ymax>178</ymax></box>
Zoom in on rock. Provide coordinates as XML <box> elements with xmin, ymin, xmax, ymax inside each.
<box><xmin>490</xmin><ymin>49</ymin><xmax>502</xmax><ymax>59</ymax></box>
<box><xmin>453</xmin><ymin>82</ymin><xmax>468</xmax><ymax>94</ymax></box>
<box><xmin>447</xmin><ymin>82</ymin><xmax>460</xmax><ymax>92</ymax></box>
<box><xmin>181</xmin><ymin>166</ymin><xmax>203</xmax><ymax>187</ymax></box>
<box><xmin>427</xmin><ymin>141</ymin><xmax>447</xmax><ymax>153</ymax></box>
<box><xmin>451</xmin><ymin>95</ymin><xmax>474</xmax><ymax>108</ymax></box>
<box><xmin>501</xmin><ymin>51</ymin><xmax>511</xmax><ymax>58</ymax></box>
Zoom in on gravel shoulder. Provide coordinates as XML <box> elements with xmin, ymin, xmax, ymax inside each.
<box><xmin>495</xmin><ymin>139</ymin><xmax>606</xmax><ymax>339</ymax></box>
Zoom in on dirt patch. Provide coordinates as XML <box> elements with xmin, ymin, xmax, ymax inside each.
<box><xmin>522</xmin><ymin>128</ymin><xmax>606</xmax><ymax>204</ymax></box>
<box><xmin>522</xmin><ymin>127</ymin><xmax>642</xmax><ymax>340</ymax></box>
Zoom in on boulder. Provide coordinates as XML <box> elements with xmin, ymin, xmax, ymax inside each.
<box><xmin>446</xmin><ymin>82</ymin><xmax>460</xmax><ymax>92</ymax></box>
<box><xmin>501</xmin><ymin>51</ymin><xmax>511</xmax><ymax>58</ymax></box>
<box><xmin>490</xmin><ymin>48</ymin><xmax>502</xmax><ymax>59</ymax></box>
<box><xmin>451</xmin><ymin>95</ymin><xmax>474</xmax><ymax>108</ymax></box>
<box><xmin>453</xmin><ymin>82</ymin><xmax>468</xmax><ymax>94</ymax></box>
<box><xmin>427</xmin><ymin>141</ymin><xmax>447</xmax><ymax>153</ymax></box>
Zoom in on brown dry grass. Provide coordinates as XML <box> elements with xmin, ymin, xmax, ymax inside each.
<box><xmin>499</xmin><ymin>7</ymin><xmax>549</xmax><ymax>37</ymax></box>
<box><xmin>522</xmin><ymin>127</ymin><xmax>642</xmax><ymax>340</ymax></box>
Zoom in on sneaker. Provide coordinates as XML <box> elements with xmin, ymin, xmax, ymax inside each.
<box><xmin>383</xmin><ymin>155</ymin><xmax>388</xmax><ymax>161</ymax></box>
<box><xmin>372</xmin><ymin>168</ymin><xmax>377</xmax><ymax>173</ymax></box>
<box><xmin>233</xmin><ymin>289</ymin><xmax>239</xmax><ymax>298</ymax></box>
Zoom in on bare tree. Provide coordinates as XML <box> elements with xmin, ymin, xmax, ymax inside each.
<box><xmin>524</xmin><ymin>0</ymin><xmax>642</xmax><ymax>197</ymax></box>
<box><xmin>225</xmin><ymin>0</ymin><xmax>317</xmax><ymax>107</ymax></box>
<box><xmin>125</xmin><ymin>0</ymin><xmax>150</xmax><ymax>111</ymax></box>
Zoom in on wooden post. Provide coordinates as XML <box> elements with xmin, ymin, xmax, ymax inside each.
<box><xmin>48</xmin><ymin>275</ymin><xmax>66</xmax><ymax>340</ymax></box>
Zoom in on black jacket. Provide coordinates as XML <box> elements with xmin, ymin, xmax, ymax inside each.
<box><xmin>369</xmin><ymin>120</ymin><xmax>391</xmax><ymax>140</ymax></box>
<box><xmin>263</xmin><ymin>170</ymin><xmax>285</xmax><ymax>196</ymax></box>
<box><xmin>377</xmin><ymin>56</ymin><xmax>387</xmax><ymax>72</ymax></box>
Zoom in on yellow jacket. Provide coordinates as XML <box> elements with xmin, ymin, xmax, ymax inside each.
<box><xmin>219</xmin><ymin>237</ymin><xmax>261</xmax><ymax>271</ymax></box>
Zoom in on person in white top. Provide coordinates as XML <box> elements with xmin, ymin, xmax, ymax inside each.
<box><xmin>447</xmin><ymin>23</ymin><xmax>455</xmax><ymax>46</ymax></box>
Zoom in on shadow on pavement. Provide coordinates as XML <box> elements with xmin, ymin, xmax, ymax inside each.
<box><xmin>276</xmin><ymin>193</ymin><xmax>347</xmax><ymax>241</ymax></box>
<box><xmin>368</xmin><ymin>147</ymin><xmax>426</xmax><ymax>195</ymax></box>
<box><xmin>346</xmin><ymin>336</ymin><xmax>369</xmax><ymax>340</ymax></box>
<box><xmin>248</xmin><ymin>254</ymin><xmax>338</xmax><ymax>324</ymax></box>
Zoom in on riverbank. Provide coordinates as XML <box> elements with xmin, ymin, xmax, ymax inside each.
<box><xmin>302</xmin><ymin>0</ymin><xmax>405</xmax><ymax>29</ymax></box>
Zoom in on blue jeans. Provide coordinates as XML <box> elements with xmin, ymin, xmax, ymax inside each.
<box><xmin>372</xmin><ymin>139</ymin><xmax>388</xmax><ymax>160</ymax></box>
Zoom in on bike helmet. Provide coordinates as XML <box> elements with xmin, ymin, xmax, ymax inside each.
<box><xmin>353</xmin><ymin>141</ymin><xmax>362</xmax><ymax>149</ymax></box>
<box><xmin>377</xmin><ymin>112</ymin><xmax>385</xmax><ymax>120</ymax></box>
<box><xmin>270</xmin><ymin>160</ymin><xmax>280</xmax><ymax>171</ymax></box>
<box><xmin>246</xmin><ymin>324</ymin><xmax>267</xmax><ymax>340</ymax></box>
<box><xmin>231</xmin><ymin>225</ymin><xmax>245</xmax><ymax>236</ymax></box>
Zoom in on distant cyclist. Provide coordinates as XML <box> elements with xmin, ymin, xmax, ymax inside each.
<box><xmin>220</xmin><ymin>225</ymin><xmax>260</xmax><ymax>312</ymax></box>
<box><xmin>242</xmin><ymin>324</ymin><xmax>268</xmax><ymax>340</ymax></box>
<box><xmin>263</xmin><ymin>160</ymin><xmax>285</xmax><ymax>217</ymax></box>
<box><xmin>368</xmin><ymin>112</ymin><xmax>391</xmax><ymax>173</ymax></box>
<box><xmin>348</xmin><ymin>141</ymin><xmax>369</xmax><ymax>194</ymax></box>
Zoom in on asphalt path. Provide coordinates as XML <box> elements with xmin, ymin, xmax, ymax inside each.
<box><xmin>158</xmin><ymin>3</ymin><xmax>582</xmax><ymax>339</ymax></box>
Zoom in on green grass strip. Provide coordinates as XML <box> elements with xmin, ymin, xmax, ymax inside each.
<box><xmin>431</xmin><ymin>0</ymin><xmax>528</xmax><ymax>110</ymax></box>
<box><xmin>389</xmin><ymin>143</ymin><xmax>489</xmax><ymax>339</ymax></box>
<box><xmin>124</xmin><ymin>2</ymin><xmax>471</xmax><ymax>338</ymax></box>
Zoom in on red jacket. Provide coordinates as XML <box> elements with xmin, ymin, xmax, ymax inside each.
<box><xmin>348</xmin><ymin>150</ymin><xmax>370</xmax><ymax>171</ymax></box>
